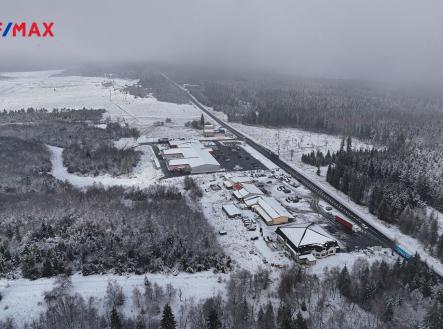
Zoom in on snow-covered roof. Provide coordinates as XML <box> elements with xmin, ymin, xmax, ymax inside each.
<box><xmin>169</xmin><ymin>139</ymin><xmax>204</xmax><ymax>148</ymax></box>
<box><xmin>166</xmin><ymin>142</ymin><xmax>220</xmax><ymax>169</ymax></box>
<box><xmin>277</xmin><ymin>224</ymin><xmax>336</xmax><ymax>248</ymax></box>
<box><xmin>252</xmin><ymin>204</ymin><xmax>274</xmax><ymax>223</ymax></box>
<box><xmin>222</xmin><ymin>203</ymin><xmax>241</xmax><ymax>217</ymax></box>
<box><xmin>223</xmin><ymin>180</ymin><xmax>233</xmax><ymax>188</ymax></box>
<box><xmin>299</xmin><ymin>253</ymin><xmax>316</xmax><ymax>262</ymax></box>
<box><xmin>224</xmin><ymin>174</ymin><xmax>252</xmax><ymax>184</ymax></box>
<box><xmin>163</xmin><ymin>147</ymin><xmax>199</xmax><ymax>158</ymax></box>
<box><xmin>241</xmin><ymin>183</ymin><xmax>264</xmax><ymax>195</ymax></box>
<box><xmin>257</xmin><ymin>197</ymin><xmax>293</xmax><ymax>220</ymax></box>
<box><xmin>244</xmin><ymin>196</ymin><xmax>261</xmax><ymax>207</ymax></box>
<box><xmin>232</xmin><ymin>183</ymin><xmax>264</xmax><ymax>200</ymax></box>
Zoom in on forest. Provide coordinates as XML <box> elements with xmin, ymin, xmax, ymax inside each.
<box><xmin>124</xmin><ymin>74</ymin><xmax>189</xmax><ymax>104</ymax></box>
<box><xmin>321</xmin><ymin>136</ymin><xmax>443</xmax><ymax>260</ymax></box>
<box><xmin>0</xmin><ymin>109</ymin><xmax>228</xmax><ymax>279</ymax></box>
<box><xmin>182</xmin><ymin>76</ymin><xmax>443</xmax><ymax>147</ymax></box>
<box><xmin>0</xmin><ymin>109</ymin><xmax>141</xmax><ymax>177</ymax></box>
<box><xmin>1</xmin><ymin>255</ymin><xmax>442</xmax><ymax>329</ymax></box>
<box><xmin>0</xmin><ymin>185</ymin><xmax>228</xmax><ymax>279</ymax></box>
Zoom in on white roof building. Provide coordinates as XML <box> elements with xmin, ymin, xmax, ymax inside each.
<box><xmin>276</xmin><ymin>224</ymin><xmax>339</xmax><ymax>258</ymax></box>
<box><xmin>251</xmin><ymin>196</ymin><xmax>293</xmax><ymax>225</ymax></box>
<box><xmin>162</xmin><ymin>140</ymin><xmax>220</xmax><ymax>174</ymax></box>
<box><xmin>168</xmin><ymin>139</ymin><xmax>204</xmax><ymax>148</ymax></box>
<box><xmin>203</xmin><ymin>124</ymin><xmax>215</xmax><ymax>137</ymax></box>
<box><xmin>222</xmin><ymin>203</ymin><xmax>241</xmax><ymax>217</ymax></box>
<box><xmin>224</xmin><ymin>174</ymin><xmax>253</xmax><ymax>185</ymax></box>
<box><xmin>232</xmin><ymin>183</ymin><xmax>264</xmax><ymax>200</ymax></box>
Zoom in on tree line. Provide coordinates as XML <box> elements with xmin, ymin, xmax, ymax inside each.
<box><xmin>1</xmin><ymin>254</ymin><xmax>442</xmax><ymax>329</ymax></box>
<box><xmin>186</xmin><ymin>77</ymin><xmax>443</xmax><ymax>146</ymax></box>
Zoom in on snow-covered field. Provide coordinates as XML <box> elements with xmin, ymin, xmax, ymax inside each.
<box><xmin>309</xmin><ymin>247</ymin><xmax>397</xmax><ymax>277</ymax></box>
<box><xmin>0</xmin><ymin>70</ymin><xmax>204</xmax><ymax>137</ymax></box>
<box><xmin>230</xmin><ymin>122</ymin><xmax>374</xmax><ymax>173</ymax></box>
<box><xmin>0</xmin><ymin>271</ymin><xmax>226</xmax><ymax>327</ymax></box>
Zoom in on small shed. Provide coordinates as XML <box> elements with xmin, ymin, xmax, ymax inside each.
<box><xmin>298</xmin><ymin>253</ymin><xmax>317</xmax><ymax>265</ymax></box>
<box><xmin>222</xmin><ymin>203</ymin><xmax>241</xmax><ymax>218</ymax></box>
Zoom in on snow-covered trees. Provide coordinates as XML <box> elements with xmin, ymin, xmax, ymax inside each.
<box><xmin>63</xmin><ymin>143</ymin><xmax>141</xmax><ymax>176</ymax></box>
<box><xmin>0</xmin><ymin>185</ymin><xmax>228</xmax><ymax>279</ymax></box>
<box><xmin>160</xmin><ymin>304</ymin><xmax>177</xmax><ymax>329</ymax></box>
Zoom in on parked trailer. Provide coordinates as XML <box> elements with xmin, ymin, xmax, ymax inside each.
<box><xmin>394</xmin><ymin>244</ymin><xmax>412</xmax><ymax>260</ymax></box>
<box><xmin>335</xmin><ymin>216</ymin><xmax>361</xmax><ymax>233</ymax></box>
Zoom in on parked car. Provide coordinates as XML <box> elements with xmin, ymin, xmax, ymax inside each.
<box><xmin>219</xmin><ymin>230</ymin><xmax>227</xmax><ymax>235</ymax></box>
<box><xmin>247</xmin><ymin>225</ymin><xmax>257</xmax><ymax>231</ymax></box>
<box><xmin>251</xmin><ymin>236</ymin><xmax>259</xmax><ymax>241</ymax></box>
<box><xmin>286</xmin><ymin>196</ymin><xmax>301</xmax><ymax>203</ymax></box>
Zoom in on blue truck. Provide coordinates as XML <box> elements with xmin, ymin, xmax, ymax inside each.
<box><xmin>394</xmin><ymin>244</ymin><xmax>413</xmax><ymax>260</ymax></box>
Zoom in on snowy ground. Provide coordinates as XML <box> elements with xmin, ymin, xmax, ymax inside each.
<box><xmin>0</xmin><ymin>271</ymin><xmax>226</xmax><ymax>327</ymax></box>
<box><xmin>223</xmin><ymin>122</ymin><xmax>443</xmax><ymax>277</ymax></box>
<box><xmin>309</xmin><ymin>247</ymin><xmax>397</xmax><ymax>277</ymax></box>
<box><xmin>182</xmin><ymin>168</ymin><xmax>352</xmax><ymax>274</ymax></box>
<box><xmin>0</xmin><ymin>70</ymin><xmax>421</xmax><ymax>323</ymax></box>
<box><xmin>0</xmin><ymin>70</ymin><xmax>204</xmax><ymax>139</ymax></box>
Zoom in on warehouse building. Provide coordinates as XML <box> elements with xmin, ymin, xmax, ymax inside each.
<box><xmin>232</xmin><ymin>183</ymin><xmax>264</xmax><ymax>201</ymax></box>
<box><xmin>223</xmin><ymin>174</ymin><xmax>253</xmax><ymax>189</ymax></box>
<box><xmin>247</xmin><ymin>196</ymin><xmax>293</xmax><ymax>225</ymax></box>
<box><xmin>276</xmin><ymin>224</ymin><xmax>339</xmax><ymax>259</ymax></box>
<box><xmin>203</xmin><ymin>123</ymin><xmax>215</xmax><ymax>137</ymax></box>
<box><xmin>222</xmin><ymin>203</ymin><xmax>241</xmax><ymax>218</ymax></box>
<box><xmin>162</xmin><ymin>140</ymin><xmax>220</xmax><ymax>174</ymax></box>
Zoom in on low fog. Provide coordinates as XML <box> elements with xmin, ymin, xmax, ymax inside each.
<box><xmin>2</xmin><ymin>0</ymin><xmax>443</xmax><ymax>84</ymax></box>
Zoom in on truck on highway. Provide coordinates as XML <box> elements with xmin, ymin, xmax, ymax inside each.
<box><xmin>335</xmin><ymin>215</ymin><xmax>362</xmax><ymax>233</ymax></box>
<box><xmin>394</xmin><ymin>244</ymin><xmax>412</xmax><ymax>260</ymax></box>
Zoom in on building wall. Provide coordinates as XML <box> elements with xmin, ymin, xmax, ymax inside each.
<box><xmin>271</xmin><ymin>216</ymin><xmax>289</xmax><ymax>225</ymax></box>
<box><xmin>276</xmin><ymin>231</ymin><xmax>338</xmax><ymax>259</ymax></box>
<box><xmin>190</xmin><ymin>164</ymin><xmax>220</xmax><ymax>174</ymax></box>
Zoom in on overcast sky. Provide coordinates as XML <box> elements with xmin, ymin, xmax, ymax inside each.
<box><xmin>2</xmin><ymin>0</ymin><xmax>443</xmax><ymax>83</ymax></box>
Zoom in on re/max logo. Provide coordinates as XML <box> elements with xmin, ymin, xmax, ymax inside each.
<box><xmin>0</xmin><ymin>22</ymin><xmax>54</xmax><ymax>37</ymax></box>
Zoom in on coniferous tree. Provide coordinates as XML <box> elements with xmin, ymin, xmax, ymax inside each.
<box><xmin>110</xmin><ymin>308</ymin><xmax>122</xmax><ymax>329</ymax></box>
<box><xmin>427</xmin><ymin>301</ymin><xmax>443</xmax><ymax>329</ymax></box>
<box><xmin>135</xmin><ymin>314</ymin><xmax>146</xmax><ymax>329</ymax></box>
<box><xmin>338</xmin><ymin>266</ymin><xmax>352</xmax><ymax>299</ymax></box>
<box><xmin>381</xmin><ymin>300</ymin><xmax>394</xmax><ymax>322</ymax></box>
<box><xmin>263</xmin><ymin>302</ymin><xmax>276</xmax><ymax>329</ymax></box>
<box><xmin>277</xmin><ymin>304</ymin><xmax>294</xmax><ymax>329</ymax></box>
<box><xmin>160</xmin><ymin>304</ymin><xmax>176</xmax><ymax>329</ymax></box>
<box><xmin>206</xmin><ymin>307</ymin><xmax>221</xmax><ymax>329</ymax></box>
<box><xmin>294</xmin><ymin>311</ymin><xmax>307</xmax><ymax>329</ymax></box>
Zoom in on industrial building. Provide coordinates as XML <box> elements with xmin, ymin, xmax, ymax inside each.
<box><xmin>245</xmin><ymin>196</ymin><xmax>293</xmax><ymax>225</ymax></box>
<box><xmin>161</xmin><ymin>140</ymin><xmax>221</xmax><ymax>174</ymax></box>
<box><xmin>223</xmin><ymin>174</ymin><xmax>253</xmax><ymax>188</ymax></box>
<box><xmin>232</xmin><ymin>183</ymin><xmax>264</xmax><ymax>201</ymax></box>
<box><xmin>203</xmin><ymin>123</ymin><xmax>215</xmax><ymax>137</ymax></box>
<box><xmin>276</xmin><ymin>224</ymin><xmax>339</xmax><ymax>259</ymax></box>
<box><xmin>222</xmin><ymin>203</ymin><xmax>241</xmax><ymax>217</ymax></box>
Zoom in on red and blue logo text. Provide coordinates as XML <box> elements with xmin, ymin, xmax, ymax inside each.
<box><xmin>0</xmin><ymin>22</ymin><xmax>54</xmax><ymax>38</ymax></box>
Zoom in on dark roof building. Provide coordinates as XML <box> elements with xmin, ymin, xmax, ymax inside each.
<box><xmin>276</xmin><ymin>223</ymin><xmax>339</xmax><ymax>259</ymax></box>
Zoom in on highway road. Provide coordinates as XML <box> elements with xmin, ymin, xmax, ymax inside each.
<box><xmin>163</xmin><ymin>74</ymin><xmax>395</xmax><ymax>249</ymax></box>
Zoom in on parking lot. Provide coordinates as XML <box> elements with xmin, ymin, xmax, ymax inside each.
<box><xmin>211</xmin><ymin>141</ymin><xmax>267</xmax><ymax>171</ymax></box>
<box><xmin>151</xmin><ymin>139</ymin><xmax>267</xmax><ymax>177</ymax></box>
